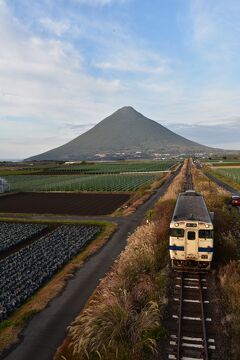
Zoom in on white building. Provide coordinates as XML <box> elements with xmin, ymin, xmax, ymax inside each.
<box><xmin>0</xmin><ymin>178</ymin><xmax>10</xmax><ymax>193</ymax></box>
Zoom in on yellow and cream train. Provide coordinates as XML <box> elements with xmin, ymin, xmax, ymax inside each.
<box><xmin>169</xmin><ymin>190</ymin><xmax>214</xmax><ymax>270</ymax></box>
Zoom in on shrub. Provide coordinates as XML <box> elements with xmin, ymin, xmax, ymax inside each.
<box><xmin>219</xmin><ymin>262</ymin><xmax>240</xmax><ymax>359</ymax></box>
<box><xmin>65</xmin><ymin>223</ymin><xmax>168</xmax><ymax>360</ymax></box>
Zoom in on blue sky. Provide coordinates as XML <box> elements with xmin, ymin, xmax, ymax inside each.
<box><xmin>0</xmin><ymin>0</ymin><xmax>240</xmax><ymax>158</ymax></box>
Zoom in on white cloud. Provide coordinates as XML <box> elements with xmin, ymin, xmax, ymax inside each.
<box><xmin>168</xmin><ymin>118</ymin><xmax>240</xmax><ymax>150</ymax></box>
<box><xmin>94</xmin><ymin>50</ymin><xmax>170</xmax><ymax>75</ymax></box>
<box><xmin>1</xmin><ymin>0</ymin><xmax>240</xmax><ymax>157</ymax></box>
<box><xmin>0</xmin><ymin>0</ymin><xmax>174</xmax><ymax>129</ymax></box>
<box><xmin>0</xmin><ymin>0</ymin><xmax>128</xmax><ymax>157</ymax></box>
<box><xmin>39</xmin><ymin>18</ymin><xmax>70</xmax><ymax>37</ymax></box>
<box><xmin>0</xmin><ymin>1</ymin><xmax>122</xmax><ymax>121</ymax></box>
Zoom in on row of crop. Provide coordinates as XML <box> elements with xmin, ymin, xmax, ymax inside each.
<box><xmin>5</xmin><ymin>174</ymin><xmax>159</xmax><ymax>192</ymax></box>
<box><xmin>214</xmin><ymin>168</ymin><xmax>240</xmax><ymax>184</ymax></box>
<box><xmin>47</xmin><ymin>161</ymin><xmax>176</xmax><ymax>174</ymax></box>
<box><xmin>0</xmin><ymin>222</ymin><xmax>48</xmax><ymax>253</ymax></box>
<box><xmin>0</xmin><ymin>225</ymin><xmax>101</xmax><ymax>321</ymax></box>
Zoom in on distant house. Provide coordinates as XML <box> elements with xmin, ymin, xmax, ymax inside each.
<box><xmin>0</xmin><ymin>177</ymin><xmax>10</xmax><ymax>193</ymax></box>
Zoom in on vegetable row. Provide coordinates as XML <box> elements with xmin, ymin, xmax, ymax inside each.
<box><xmin>0</xmin><ymin>225</ymin><xmax>101</xmax><ymax>320</ymax></box>
<box><xmin>0</xmin><ymin>222</ymin><xmax>48</xmax><ymax>253</ymax></box>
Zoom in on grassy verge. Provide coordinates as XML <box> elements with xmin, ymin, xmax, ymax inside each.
<box><xmin>0</xmin><ymin>217</ymin><xmax>113</xmax><ymax>226</ymax></box>
<box><xmin>54</xmin><ymin>162</ymin><xmax>187</xmax><ymax>360</ymax></box>
<box><xmin>192</xmin><ymin>165</ymin><xmax>240</xmax><ymax>359</ymax></box>
<box><xmin>0</xmin><ymin>221</ymin><xmax>117</xmax><ymax>354</ymax></box>
<box><xmin>204</xmin><ymin>165</ymin><xmax>240</xmax><ymax>192</ymax></box>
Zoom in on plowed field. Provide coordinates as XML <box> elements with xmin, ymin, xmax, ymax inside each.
<box><xmin>0</xmin><ymin>192</ymin><xmax>131</xmax><ymax>215</ymax></box>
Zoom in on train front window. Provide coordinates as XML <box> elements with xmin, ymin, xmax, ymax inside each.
<box><xmin>187</xmin><ymin>231</ymin><xmax>196</xmax><ymax>240</ymax></box>
<box><xmin>170</xmin><ymin>228</ymin><xmax>184</xmax><ymax>237</ymax></box>
<box><xmin>199</xmin><ymin>230</ymin><xmax>213</xmax><ymax>238</ymax></box>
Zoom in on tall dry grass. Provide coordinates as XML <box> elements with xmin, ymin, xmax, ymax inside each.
<box><xmin>55</xmin><ymin>161</ymin><xmax>187</xmax><ymax>360</ymax></box>
<box><xmin>191</xmin><ymin>165</ymin><xmax>240</xmax><ymax>263</ymax></box>
<box><xmin>219</xmin><ymin>262</ymin><xmax>240</xmax><ymax>359</ymax></box>
<box><xmin>62</xmin><ymin>222</ymin><xmax>169</xmax><ymax>360</ymax></box>
<box><xmin>160</xmin><ymin>159</ymin><xmax>187</xmax><ymax>202</ymax></box>
<box><xmin>192</xmin><ymin>165</ymin><xmax>240</xmax><ymax>358</ymax></box>
<box><xmin>192</xmin><ymin>165</ymin><xmax>229</xmax><ymax>207</ymax></box>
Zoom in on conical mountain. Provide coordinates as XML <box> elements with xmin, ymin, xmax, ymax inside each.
<box><xmin>27</xmin><ymin>106</ymin><xmax>216</xmax><ymax>161</ymax></box>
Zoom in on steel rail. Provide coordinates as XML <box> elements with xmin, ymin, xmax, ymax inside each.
<box><xmin>176</xmin><ymin>271</ymin><xmax>184</xmax><ymax>360</ymax></box>
<box><xmin>198</xmin><ymin>273</ymin><xmax>209</xmax><ymax>360</ymax></box>
<box><xmin>184</xmin><ymin>159</ymin><xmax>194</xmax><ymax>191</ymax></box>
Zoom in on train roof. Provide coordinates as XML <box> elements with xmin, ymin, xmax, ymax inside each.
<box><xmin>172</xmin><ymin>190</ymin><xmax>212</xmax><ymax>223</ymax></box>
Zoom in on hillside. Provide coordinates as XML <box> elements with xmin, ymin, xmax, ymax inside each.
<box><xmin>27</xmin><ymin>106</ymin><xmax>218</xmax><ymax>160</ymax></box>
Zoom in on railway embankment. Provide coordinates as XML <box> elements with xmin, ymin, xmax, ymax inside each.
<box><xmin>203</xmin><ymin>167</ymin><xmax>240</xmax><ymax>195</ymax></box>
<box><xmin>192</xmin><ymin>166</ymin><xmax>240</xmax><ymax>359</ymax></box>
<box><xmin>54</xmin><ymin>162</ymin><xmax>188</xmax><ymax>360</ymax></box>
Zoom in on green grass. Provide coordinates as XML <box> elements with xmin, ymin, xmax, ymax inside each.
<box><xmin>0</xmin><ymin>320</ymin><xmax>12</xmax><ymax>330</ymax></box>
<box><xmin>213</xmin><ymin>168</ymin><xmax>240</xmax><ymax>184</ymax></box>
<box><xmin>5</xmin><ymin>174</ymin><xmax>161</xmax><ymax>192</ymax></box>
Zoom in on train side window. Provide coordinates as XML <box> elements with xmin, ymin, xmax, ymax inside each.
<box><xmin>170</xmin><ymin>228</ymin><xmax>184</xmax><ymax>237</ymax></box>
<box><xmin>187</xmin><ymin>231</ymin><xmax>195</xmax><ymax>240</ymax></box>
<box><xmin>199</xmin><ymin>230</ymin><xmax>213</xmax><ymax>238</ymax></box>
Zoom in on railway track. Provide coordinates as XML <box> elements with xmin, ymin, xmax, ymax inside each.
<box><xmin>167</xmin><ymin>271</ymin><xmax>216</xmax><ymax>360</ymax></box>
<box><xmin>184</xmin><ymin>160</ymin><xmax>194</xmax><ymax>191</ymax></box>
<box><xmin>167</xmin><ymin>160</ymin><xmax>216</xmax><ymax>359</ymax></box>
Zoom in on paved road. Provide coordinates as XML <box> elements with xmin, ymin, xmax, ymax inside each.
<box><xmin>2</xmin><ymin>169</ymin><xmax>179</xmax><ymax>360</ymax></box>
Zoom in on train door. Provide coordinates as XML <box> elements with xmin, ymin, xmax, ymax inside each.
<box><xmin>185</xmin><ymin>230</ymin><xmax>198</xmax><ymax>259</ymax></box>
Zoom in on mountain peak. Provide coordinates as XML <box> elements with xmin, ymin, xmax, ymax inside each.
<box><xmin>118</xmin><ymin>106</ymin><xmax>136</xmax><ymax>112</ymax></box>
<box><xmin>27</xmin><ymin>107</ymin><xmax>217</xmax><ymax>161</ymax></box>
<box><xmin>114</xmin><ymin>106</ymin><xmax>139</xmax><ymax>115</ymax></box>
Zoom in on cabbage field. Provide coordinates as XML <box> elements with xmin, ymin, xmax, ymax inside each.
<box><xmin>46</xmin><ymin>160</ymin><xmax>176</xmax><ymax>174</ymax></box>
<box><xmin>0</xmin><ymin>222</ymin><xmax>48</xmax><ymax>253</ymax></box>
<box><xmin>5</xmin><ymin>173</ymin><xmax>161</xmax><ymax>192</ymax></box>
<box><xmin>214</xmin><ymin>168</ymin><xmax>240</xmax><ymax>184</ymax></box>
<box><xmin>0</xmin><ymin>224</ymin><xmax>101</xmax><ymax>320</ymax></box>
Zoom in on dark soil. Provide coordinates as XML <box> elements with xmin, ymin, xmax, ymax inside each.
<box><xmin>0</xmin><ymin>192</ymin><xmax>130</xmax><ymax>215</ymax></box>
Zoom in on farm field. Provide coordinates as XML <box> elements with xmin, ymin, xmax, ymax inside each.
<box><xmin>0</xmin><ymin>192</ymin><xmax>131</xmax><ymax>215</ymax></box>
<box><xmin>0</xmin><ymin>223</ymin><xmax>101</xmax><ymax>320</ymax></box>
<box><xmin>213</xmin><ymin>167</ymin><xmax>240</xmax><ymax>184</ymax></box>
<box><xmin>204</xmin><ymin>160</ymin><xmax>240</xmax><ymax>166</ymax></box>
<box><xmin>45</xmin><ymin>160</ymin><xmax>176</xmax><ymax>174</ymax></box>
<box><xmin>0</xmin><ymin>222</ymin><xmax>48</xmax><ymax>253</ymax></box>
<box><xmin>5</xmin><ymin>173</ymin><xmax>160</xmax><ymax>192</ymax></box>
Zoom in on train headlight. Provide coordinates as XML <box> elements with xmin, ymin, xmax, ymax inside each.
<box><xmin>174</xmin><ymin>223</ymin><xmax>179</xmax><ymax>227</ymax></box>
